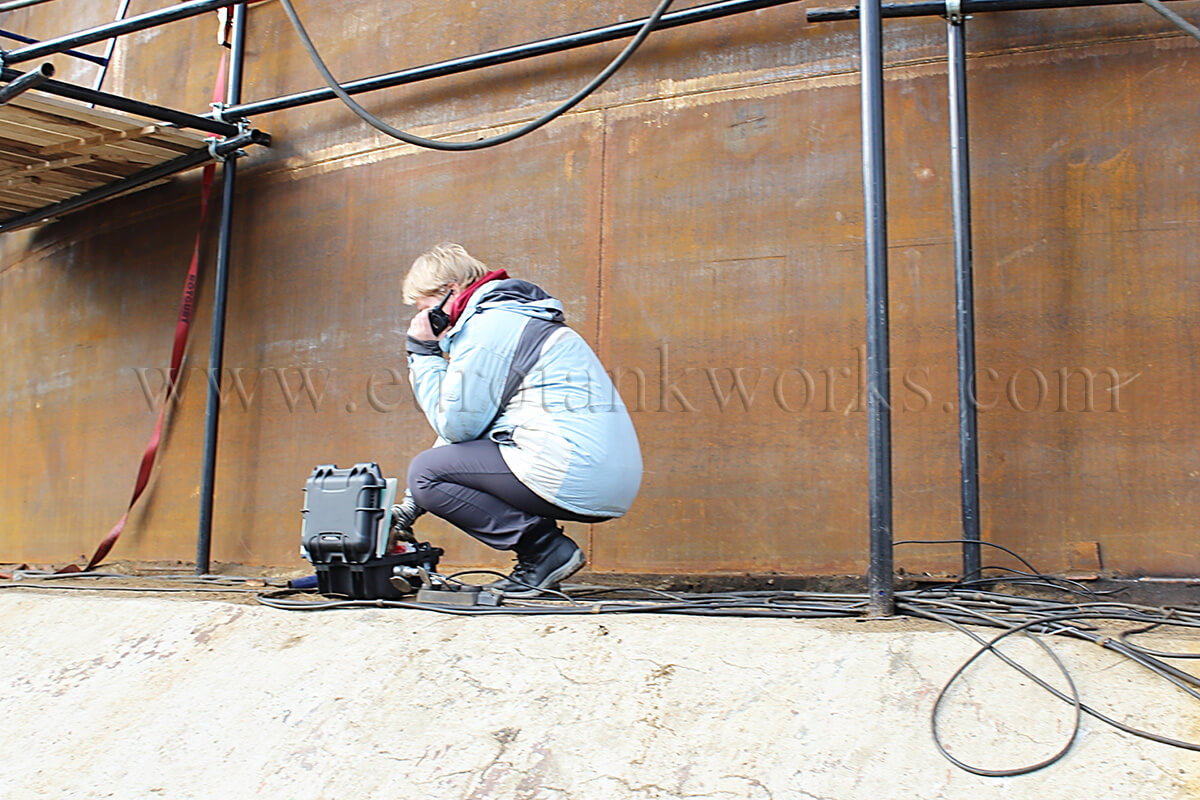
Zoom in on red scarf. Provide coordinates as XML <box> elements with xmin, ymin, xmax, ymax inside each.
<box><xmin>447</xmin><ymin>269</ymin><xmax>509</xmax><ymax>325</ymax></box>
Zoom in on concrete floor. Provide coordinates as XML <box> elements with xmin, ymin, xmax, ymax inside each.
<box><xmin>1</xmin><ymin>589</ymin><xmax>1198</xmax><ymax>799</ymax></box>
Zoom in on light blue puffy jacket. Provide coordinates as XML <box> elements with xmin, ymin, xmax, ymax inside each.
<box><xmin>407</xmin><ymin>279</ymin><xmax>642</xmax><ymax>518</ymax></box>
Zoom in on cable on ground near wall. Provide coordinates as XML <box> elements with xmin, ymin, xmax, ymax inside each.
<box><xmin>253</xmin><ymin>538</ymin><xmax>1200</xmax><ymax>776</ymax></box>
<box><xmin>5</xmin><ymin>543</ymin><xmax>1200</xmax><ymax>776</ymax></box>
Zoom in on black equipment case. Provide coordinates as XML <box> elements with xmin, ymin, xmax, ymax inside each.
<box><xmin>301</xmin><ymin>463</ymin><xmax>442</xmax><ymax>599</ymax></box>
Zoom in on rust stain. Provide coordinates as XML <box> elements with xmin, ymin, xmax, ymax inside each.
<box><xmin>0</xmin><ymin>3</ymin><xmax>1197</xmax><ymax>577</ymax></box>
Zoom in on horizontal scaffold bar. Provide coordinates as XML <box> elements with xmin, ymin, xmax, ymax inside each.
<box><xmin>222</xmin><ymin>0</ymin><xmax>804</xmax><ymax>119</ymax></box>
<box><xmin>2</xmin><ymin>0</ymin><xmax>255</xmax><ymax>65</ymax></box>
<box><xmin>807</xmin><ymin>0</ymin><xmax>1191</xmax><ymax>22</ymax></box>
<box><xmin>0</xmin><ymin>67</ymin><xmax>240</xmax><ymax>136</ymax></box>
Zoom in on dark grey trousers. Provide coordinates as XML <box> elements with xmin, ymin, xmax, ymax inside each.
<box><xmin>408</xmin><ymin>439</ymin><xmax>608</xmax><ymax>551</ymax></box>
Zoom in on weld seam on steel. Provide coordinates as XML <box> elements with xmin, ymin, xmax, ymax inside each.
<box><xmin>222</xmin><ymin>0</ymin><xmax>802</xmax><ymax>120</ymax></box>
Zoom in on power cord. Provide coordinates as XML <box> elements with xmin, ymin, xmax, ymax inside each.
<box><xmin>7</xmin><ymin>543</ymin><xmax>1200</xmax><ymax>776</ymax></box>
<box><xmin>252</xmin><ymin>541</ymin><xmax>1200</xmax><ymax>775</ymax></box>
<box><xmin>278</xmin><ymin>0</ymin><xmax>675</xmax><ymax>151</ymax></box>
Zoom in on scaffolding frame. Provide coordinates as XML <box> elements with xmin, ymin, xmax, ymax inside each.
<box><xmin>0</xmin><ymin>0</ymin><xmax>267</xmax><ymax>575</ymax></box>
<box><xmin>0</xmin><ymin>0</ymin><xmax>1194</xmax><ymax>587</ymax></box>
<box><xmin>0</xmin><ymin>0</ymin><xmax>268</xmax><ymax>235</ymax></box>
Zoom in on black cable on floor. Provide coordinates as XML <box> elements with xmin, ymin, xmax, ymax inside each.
<box><xmin>9</xmin><ymin>548</ymin><xmax>1200</xmax><ymax>776</ymax></box>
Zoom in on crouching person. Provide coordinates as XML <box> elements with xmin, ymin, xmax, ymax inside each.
<box><xmin>392</xmin><ymin>243</ymin><xmax>642</xmax><ymax>597</ymax></box>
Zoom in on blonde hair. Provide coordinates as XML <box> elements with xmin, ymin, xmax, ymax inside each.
<box><xmin>402</xmin><ymin>242</ymin><xmax>489</xmax><ymax>304</ymax></box>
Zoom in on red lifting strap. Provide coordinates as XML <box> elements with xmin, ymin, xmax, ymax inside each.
<box><xmin>79</xmin><ymin>52</ymin><xmax>229</xmax><ymax>573</ymax></box>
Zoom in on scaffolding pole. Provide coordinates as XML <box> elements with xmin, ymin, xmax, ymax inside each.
<box><xmin>196</xmin><ymin>4</ymin><xmax>249</xmax><ymax>577</ymax></box>
<box><xmin>93</xmin><ymin>0</ymin><xmax>134</xmax><ymax>95</ymax></box>
<box><xmin>860</xmin><ymin>0</ymin><xmax>895</xmax><ymax>617</ymax></box>
<box><xmin>220</xmin><ymin>0</ymin><xmax>804</xmax><ymax>119</ymax></box>
<box><xmin>0</xmin><ymin>30</ymin><xmax>108</xmax><ymax>67</ymax></box>
<box><xmin>0</xmin><ymin>66</ymin><xmax>238</xmax><ymax>135</ymax></box>
<box><xmin>0</xmin><ymin>0</ymin><xmax>62</xmax><ymax>12</ymax></box>
<box><xmin>6</xmin><ymin>0</ymin><xmax>1184</xmax><ymax>583</ymax></box>
<box><xmin>808</xmin><ymin>0</ymin><xmax>1200</xmax><ymax>581</ymax></box>
<box><xmin>807</xmin><ymin>0</ymin><xmax>1194</xmax><ymax>21</ymax></box>
<box><xmin>0</xmin><ymin>61</ymin><xmax>52</xmax><ymax>104</ymax></box>
<box><xmin>946</xmin><ymin>9</ymin><xmax>982</xmax><ymax>581</ymax></box>
<box><xmin>1</xmin><ymin>0</ymin><xmax>254</xmax><ymax>65</ymax></box>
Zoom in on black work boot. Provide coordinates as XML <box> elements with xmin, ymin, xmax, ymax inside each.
<box><xmin>489</xmin><ymin>523</ymin><xmax>584</xmax><ymax>598</ymax></box>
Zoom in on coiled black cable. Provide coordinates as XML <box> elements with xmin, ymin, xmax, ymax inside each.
<box><xmin>9</xmin><ymin>545</ymin><xmax>1200</xmax><ymax>776</ymax></box>
<box><xmin>903</xmin><ymin>601</ymin><xmax>1084</xmax><ymax>777</ymax></box>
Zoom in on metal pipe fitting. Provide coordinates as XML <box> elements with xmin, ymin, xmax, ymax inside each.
<box><xmin>0</xmin><ymin>61</ymin><xmax>53</xmax><ymax>105</ymax></box>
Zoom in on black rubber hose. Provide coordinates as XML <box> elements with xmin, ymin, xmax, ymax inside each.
<box><xmin>278</xmin><ymin>0</ymin><xmax>675</xmax><ymax>150</ymax></box>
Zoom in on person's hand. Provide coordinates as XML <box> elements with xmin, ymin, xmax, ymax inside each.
<box><xmin>407</xmin><ymin>308</ymin><xmax>442</xmax><ymax>342</ymax></box>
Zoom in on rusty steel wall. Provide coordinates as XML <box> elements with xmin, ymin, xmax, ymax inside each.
<box><xmin>0</xmin><ymin>1</ymin><xmax>1197</xmax><ymax>576</ymax></box>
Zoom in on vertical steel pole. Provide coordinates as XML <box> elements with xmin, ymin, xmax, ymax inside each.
<box><xmin>91</xmin><ymin>0</ymin><xmax>133</xmax><ymax>96</ymax></box>
<box><xmin>196</xmin><ymin>5</ymin><xmax>247</xmax><ymax>576</ymax></box>
<box><xmin>947</xmin><ymin>9</ymin><xmax>982</xmax><ymax>581</ymax></box>
<box><xmin>860</xmin><ymin>0</ymin><xmax>895</xmax><ymax>615</ymax></box>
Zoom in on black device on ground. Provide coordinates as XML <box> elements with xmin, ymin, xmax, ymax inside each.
<box><xmin>427</xmin><ymin>288</ymin><xmax>454</xmax><ymax>336</ymax></box>
<box><xmin>300</xmin><ymin>462</ymin><xmax>443</xmax><ymax>600</ymax></box>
